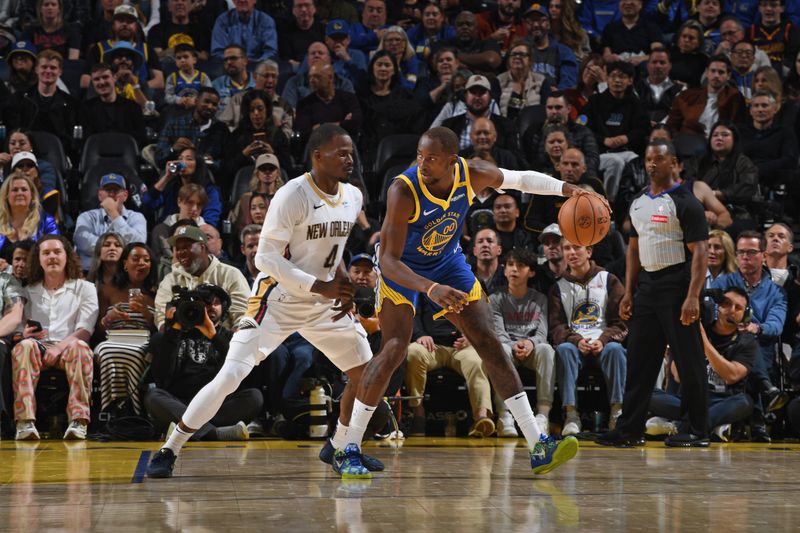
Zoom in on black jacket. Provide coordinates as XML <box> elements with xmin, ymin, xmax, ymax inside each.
<box><xmin>3</xmin><ymin>86</ymin><xmax>81</xmax><ymax>156</ymax></box>
<box><xmin>634</xmin><ymin>77</ymin><xmax>685</xmax><ymax>124</ymax></box>
<box><xmin>584</xmin><ymin>89</ymin><xmax>649</xmax><ymax>154</ymax></box>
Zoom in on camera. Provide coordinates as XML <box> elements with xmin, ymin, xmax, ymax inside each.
<box><xmin>169</xmin><ymin>286</ymin><xmax>213</xmax><ymax>328</ymax></box>
<box><xmin>168</xmin><ymin>161</ymin><xmax>186</xmax><ymax>174</ymax></box>
<box><xmin>354</xmin><ymin>287</ymin><xmax>375</xmax><ymax>318</ymax></box>
<box><xmin>700</xmin><ymin>288</ymin><xmax>725</xmax><ymax>327</ymax></box>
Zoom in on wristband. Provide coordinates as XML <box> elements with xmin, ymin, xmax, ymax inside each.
<box><xmin>426</xmin><ymin>283</ymin><xmax>439</xmax><ymax>299</ymax></box>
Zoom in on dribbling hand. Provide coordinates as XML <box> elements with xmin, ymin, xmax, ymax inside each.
<box><xmin>312</xmin><ymin>273</ymin><xmax>356</xmax><ymax>321</ymax></box>
<box><xmin>429</xmin><ymin>284</ymin><xmax>469</xmax><ymax>314</ymax></box>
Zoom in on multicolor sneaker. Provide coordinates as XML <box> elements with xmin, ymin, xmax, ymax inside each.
<box><xmin>530</xmin><ymin>434</ymin><xmax>579</xmax><ymax>475</ymax></box>
<box><xmin>319</xmin><ymin>439</ymin><xmax>385</xmax><ymax>471</ymax></box>
<box><xmin>332</xmin><ymin>444</ymin><xmax>372</xmax><ymax>479</ymax></box>
<box><xmin>146</xmin><ymin>448</ymin><xmax>177</xmax><ymax>479</ymax></box>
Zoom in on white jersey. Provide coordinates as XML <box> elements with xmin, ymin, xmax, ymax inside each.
<box><xmin>257</xmin><ymin>173</ymin><xmax>362</xmax><ymax>302</ymax></box>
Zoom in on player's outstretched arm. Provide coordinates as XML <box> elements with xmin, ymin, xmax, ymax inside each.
<box><xmin>466</xmin><ymin>159</ymin><xmax>609</xmax><ymax>208</ymax></box>
<box><xmin>380</xmin><ymin>180</ymin><xmax>469</xmax><ymax>311</ymax></box>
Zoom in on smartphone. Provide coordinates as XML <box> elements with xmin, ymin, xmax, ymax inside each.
<box><xmin>253</xmin><ymin>132</ymin><xmax>267</xmax><ymax>143</ymax></box>
<box><xmin>26</xmin><ymin>319</ymin><xmax>42</xmax><ymax>333</ymax></box>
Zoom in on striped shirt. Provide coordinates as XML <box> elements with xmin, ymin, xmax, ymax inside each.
<box><xmin>629</xmin><ymin>181</ymin><xmax>708</xmax><ymax>272</ymax></box>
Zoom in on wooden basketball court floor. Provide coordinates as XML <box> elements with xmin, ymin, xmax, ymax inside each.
<box><xmin>1</xmin><ymin>437</ymin><xmax>799</xmax><ymax>532</ymax></box>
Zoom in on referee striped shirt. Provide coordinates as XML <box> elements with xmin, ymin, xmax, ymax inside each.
<box><xmin>629</xmin><ymin>182</ymin><xmax>708</xmax><ymax>272</ymax></box>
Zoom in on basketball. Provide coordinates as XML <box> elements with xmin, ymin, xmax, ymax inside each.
<box><xmin>558</xmin><ymin>194</ymin><xmax>611</xmax><ymax>246</ymax></box>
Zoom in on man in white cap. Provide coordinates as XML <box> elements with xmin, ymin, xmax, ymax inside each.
<box><xmin>537</xmin><ymin>222</ymin><xmax>566</xmax><ymax>294</ymax></box>
<box><xmin>74</xmin><ymin>172</ymin><xmax>148</xmax><ymax>270</ymax></box>
<box><xmin>439</xmin><ymin>74</ymin><xmax>519</xmax><ymax>152</ymax></box>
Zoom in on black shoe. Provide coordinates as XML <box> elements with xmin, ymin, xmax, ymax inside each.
<box><xmin>765</xmin><ymin>387</ymin><xmax>789</xmax><ymax>413</ymax></box>
<box><xmin>146</xmin><ymin>448</ymin><xmax>176</xmax><ymax>478</ymax></box>
<box><xmin>664</xmin><ymin>432</ymin><xmax>710</xmax><ymax>448</ymax></box>
<box><xmin>319</xmin><ymin>439</ymin><xmax>385</xmax><ymax>472</ymax></box>
<box><xmin>750</xmin><ymin>424</ymin><xmax>771</xmax><ymax>443</ymax></box>
<box><xmin>595</xmin><ymin>430</ymin><xmax>646</xmax><ymax>448</ymax></box>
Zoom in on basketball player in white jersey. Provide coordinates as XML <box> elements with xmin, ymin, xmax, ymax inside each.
<box><xmin>147</xmin><ymin>124</ymin><xmax>380</xmax><ymax>479</ymax></box>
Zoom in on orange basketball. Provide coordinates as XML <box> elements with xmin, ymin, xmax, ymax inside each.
<box><xmin>557</xmin><ymin>194</ymin><xmax>611</xmax><ymax>246</ymax></box>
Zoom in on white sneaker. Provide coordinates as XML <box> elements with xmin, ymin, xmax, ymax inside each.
<box><xmin>535</xmin><ymin>413</ymin><xmax>549</xmax><ymax>434</ymax></box>
<box><xmin>645</xmin><ymin>416</ymin><xmax>678</xmax><ymax>436</ymax></box>
<box><xmin>246</xmin><ymin>420</ymin><xmax>267</xmax><ymax>437</ymax></box>
<box><xmin>215</xmin><ymin>421</ymin><xmax>249</xmax><ymax>441</ymax></box>
<box><xmin>609</xmin><ymin>406</ymin><xmax>622</xmax><ymax>431</ymax></box>
<box><xmin>63</xmin><ymin>421</ymin><xmax>87</xmax><ymax>440</ymax></box>
<box><xmin>496</xmin><ymin>411</ymin><xmax>519</xmax><ymax>437</ymax></box>
<box><xmin>15</xmin><ymin>420</ymin><xmax>40</xmax><ymax>441</ymax></box>
<box><xmin>562</xmin><ymin>415</ymin><xmax>581</xmax><ymax>436</ymax></box>
<box><xmin>713</xmin><ymin>424</ymin><xmax>732</xmax><ymax>442</ymax></box>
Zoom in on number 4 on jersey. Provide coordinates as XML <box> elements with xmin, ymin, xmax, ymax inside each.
<box><xmin>323</xmin><ymin>244</ymin><xmax>339</xmax><ymax>268</ymax></box>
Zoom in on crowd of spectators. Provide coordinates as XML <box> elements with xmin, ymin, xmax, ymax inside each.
<box><xmin>1</xmin><ymin>0</ymin><xmax>800</xmax><ymax>443</ymax></box>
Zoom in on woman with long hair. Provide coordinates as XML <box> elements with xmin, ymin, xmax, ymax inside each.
<box><xmin>670</xmin><ymin>20</ymin><xmax>708</xmax><ymax>88</ymax></box>
<box><xmin>548</xmin><ymin>0</ymin><xmax>590</xmax><ymax>60</ymax></box>
<box><xmin>224</xmin><ymin>89</ymin><xmax>291</xmax><ymax>180</ymax></box>
<box><xmin>94</xmin><ymin>242</ymin><xmax>157</xmax><ymax>415</ymax></box>
<box><xmin>564</xmin><ymin>54</ymin><xmax>606</xmax><ymax>118</ymax></box>
<box><xmin>358</xmin><ymin>50</ymin><xmax>422</xmax><ymax>170</ymax></box>
<box><xmin>0</xmin><ymin>172</ymin><xmax>58</xmax><ymax>267</ymax></box>
<box><xmin>497</xmin><ymin>40</ymin><xmax>552</xmax><ymax>121</ymax></box>
<box><xmin>144</xmin><ymin>146</ymin><xmax>223</xmax><ymax>227</ymax></box>
<box><xmin>20</xmin><ymin>0</ymin><xmax>80</xmax><ymax>60</ymax></box>
<box><xmin>228</xmin><ymin>153</ymin><xmax>284</xmax><ymax>235</ymax></box>
<box><xmin>707</xmin><ymin>229</ymin><xmax>736</xmax><ymax>284</ymax></box>
<box><xmin>376</xmin><ymin>25</ymin><xmax>421</xmax><ymax>90</ymax></box>
<box><xmin>86</xmin><ymin>232</ymin><xmax>126</xmax><ymax>286</ymax></box>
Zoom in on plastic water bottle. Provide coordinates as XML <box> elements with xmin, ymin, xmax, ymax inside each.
<box><xmin>308</xmin><ymin>385</ymin><xmax>329</xmax><ymax>439</ymax></box>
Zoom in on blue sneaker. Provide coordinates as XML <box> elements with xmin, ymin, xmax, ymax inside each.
<box><xmin>146</xmin><ymin>448</ymin><xmax>176</xmax><ymax>478</ymax></box>
<box><xmin>530</xmin><ymin>435</ymin><xmax>578</xmax><ymax>475</ymax></box>
<box><xmin>319</xmin><ymin>439</ymin><xmax>385</xmax><ymax>472</ymax></box>
<box><xmin>332</xmin><ymin>444</ymin><xmax>372</xmax><ymax>479</ymax></box>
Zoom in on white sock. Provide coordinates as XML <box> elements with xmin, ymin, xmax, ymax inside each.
<box><xmin>505</xmin><ymin>392</ymin><xmax>543</xmax><ymax>449</ymax></box>
<box><xmin>345</xmin><ymin>399</ymin><xmax>377</xmax><ymax>448</ymax></box>
<box><xmin>164</xmin><ymin>425</ymin><xmax>193</xmax><ymax>455</ymax></box>
<box><xmin>330</xmin><ymin>420</ymin><xmax>349</xmax><ymax>450</ymax></box>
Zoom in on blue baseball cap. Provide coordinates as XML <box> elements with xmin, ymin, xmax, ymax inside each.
<box><xmin>524</xmin><ymin>3</ymin><xmax>549</xmax><ymax>17</ymax></box>
<box><xmin>348</xmin><ymin>253</ymin><xmax>375</xmax><ymax>269</ymax></box>
<box><xmin>7</xmin><ymin>40</ymin><xmax>37</xmax><ymax>62</ymax></box>
<box><xmin>106</xmin><ymin>40</ymin><xmax>144</xmax><ymax>69</ymax></box>
<box><xmin>326</xmin><ymin>19</ymin><xmax>351</xmax><ymax>37</ymax></box>
<box><xmin>100</xmin><ymin>173</ymin><xmax>127</xmax><ymax>189</ymax></box>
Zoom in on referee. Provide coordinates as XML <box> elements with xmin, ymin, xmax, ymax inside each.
<box><xmin>598</xmin><ymin>139</ymin><xmax>710</xmax><ymax>448</ymax></box>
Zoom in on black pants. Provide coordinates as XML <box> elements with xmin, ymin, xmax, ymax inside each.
<box><xmin>0</xmin><ymin>342</ymin><xmax>12</xmax><ymax>437</ymax></box>
<box><xmin>144</xmin><ymin>387</ymin><xmax>263</xmax><ymax>440</ymax></box>
<box><xmin>617</xmin><ymin>267</ymin><xmax>709</xmax><ymax>436</ymax></box>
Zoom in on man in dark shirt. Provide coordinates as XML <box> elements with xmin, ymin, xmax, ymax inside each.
<box><xmin>598</xmin><ymin>139</ymin><xmax>710</xmax><ymax>448</ymax></box>
<box><xmin>279</xmin><ymin>0</ymin><xmax>326</xmax><ymax>67</ymax></box>
<box><xmin>439</xmin><ymin>10</ymin><xmax>502</xmax><ymax>75</ymax></box>
<box><xmin>647</xmin><ymin>287</ymin><xmax>757</xmax><ymax>442</ymax></box>
<box><xmin>144</xmin><ymin>284</ymin><xmax>263</xmax><ymax>441</ymax></box>
<box><xmin>294</xmin><ymin>63</ymin><xmax>362</xmax><ymax>141</ymax></box>
<box><xmin>80</xmin><ymin>63</ymin><xmax>146</xmax><ymax>147</ymax></box>
<box><xmin>148</xmin><ymin>0</ymin><xmax>212</xmax><ymax>62</ymax></box>
<box><xmin>601</xmin><ymin>0</ymin><xmax>664</xmax><ymax>65</ymax></box>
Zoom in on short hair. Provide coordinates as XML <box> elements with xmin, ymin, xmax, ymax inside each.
<box><xmin>307</xmin><ymin>123</ymin><xmax>350</xmax><ymax>153</ymax></box>
<box><xmin>719</xmin><ymin>15</ymin><xmax>743</xmax><ymax>31</ymax></box>
<box><xmin>240</xmin><ymin>224</ymin><xmax>262</xmax><ymax>243</ymax></box>
<box><xmin>506</xmin><ymin>247</ymin><xmax>537</xmax><ymax>269</ymax></box>
<box><xmin>91</xmin><ymin>62</ymin><xmax>113</xmax><ymax>75</ymax></box>
<box><xmin>547</xmin><ymin>90</ymin><xmax>568</xmax><ymax>103</ymax></box>
<box><xmin>198</xmin><ymin>86</ymin><xmax>219</xmax><ymax>100</ymax></box>
<box><xmin>11</xmin><ymin>238</ymin><xmax>34</xmax><ymax>256</ymax></box>
<box><xmin>177</xmin><ymin>183</ymin><xmax>209</xmax><ymax>207</ymax></box>
<box><xmin>724</xmin><ymin>286</ymin><xmax>750</xmax><ymax>308</ymax></box>
<box><xmin>708</xmin><ymin>54</ymin><xmax>732</xmax><ymax>73</ymax></box>
<box><xmin>28</xmin><ymin>235</ymin><xmax>82</xmax><ymax>284</ymax></box>
<box><xmin>256</xmin><ymin>59</ymin><xmax>279</xmax><ymax>73</ymax></box>
<box><xmin>646</xmin><ymin>138</ymin><xmax>677</xmax><ymax>156</ymax></box>
<box><xmin>174</xmin><ymin>43</ymin><xmax>198</xmax><ymax>56</ymax></box>
<box><xmin>606</xmin><ymin>60</ymin><xmax>634</xmax><ymax>79</ymax></box>
<box><xmin>493</xmin><ymin>192</ymin><xmax>519</xmax><ymax>208</ymax></box>
<box><xmin>751</xmin><ymin>89</ymin><xmax>777</xmax><ymax>104</ymax></box>
<box><xmin>223</xmin><ymin>44</ymin><xmax>246</xmax><ymax>56</ymax></box>
<box><xmin>737</xmin><ymin>229</ymin><xmax>766</xmax><ymax>251</ymax></box>
<box><xmin>650</xmin><ymin>45</ymin><xmax>670</xmax><ymax>59</ymax></box>
<box><xmin>542</xmin><ymin>124</ymin><xmax>572</xmax><ymax>145</ymax></box>
<box><xmin>474</xmin><ymin>226</ymin><xmax>499</xmax><ymax>241</ymax></box>
<box><xmin>768</xmin><ymin>222</ymin><xmax>794</xmax><ymax>243</ymax></box>
<box><xmin>422</xmin><ymin>127</ymin><xmax>459</xmax><ymax>155</ymax></box>
<box><xmin>37</xmin><ymin>48</ymin><xmax>63</xmax><ymax>67</ymax></box>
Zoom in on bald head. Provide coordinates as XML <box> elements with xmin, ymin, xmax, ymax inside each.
<box><xmin>560</xmin><ymin>148</ymin><xmax>587</xmax><ymax>184</ymax></box>
<box><xmin>309</xmin><ymin>62</ymin><xmax>334</xmax><ymax>94</ymax></box>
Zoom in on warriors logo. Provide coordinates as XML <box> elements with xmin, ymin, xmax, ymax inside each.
<box><xmin>420</xmin><ymin>217</ymin><xmax>458</xmax><ymax>254</ymax></box>
<box><xmin>571</xmin><ymin>302</ymin><xmax>600</xmax><ymax>326</ymax></box>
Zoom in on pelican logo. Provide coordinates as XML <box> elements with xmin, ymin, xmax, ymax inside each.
<box><xmin>420</xmin><ymin>216</ymin><xmax>458</xmax><ymax>254</ymax></box>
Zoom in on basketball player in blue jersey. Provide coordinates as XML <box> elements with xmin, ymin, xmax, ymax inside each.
<box><xmin>338</xmin><ymin>127</ymin><xmax>607</xmax><ymax>475</ymax></box>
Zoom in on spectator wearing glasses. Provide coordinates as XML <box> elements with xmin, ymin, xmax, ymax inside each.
<box><xmin>212</xmin><ymin>45</ymin><xmax>255</xmax><ymax>114</ymax></box>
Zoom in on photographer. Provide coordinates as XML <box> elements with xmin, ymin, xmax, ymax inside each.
<box><xmin>349</xmin><ymin>253</ymin><xmax>379</xmax><ymax>339</ymax></box>
<box><xmin>648</xmin><ymin>287</ymin><xmax>757</xmax><ymax>443</ymax></box>
<box><xmin>155</xmin><ymin>226</ymin><xmax>249</xmax><ymax>330</ymax></box>
<box><xmin>144</xmin><ymin>284</ymin><xmax>263</xmax><ymax>441</ymax></box>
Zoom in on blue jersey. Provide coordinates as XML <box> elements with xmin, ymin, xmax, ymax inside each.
<box><xmin>395</xmin><ymin>157</ymin><xmax>475</xmax><ymax>272</ymax></box>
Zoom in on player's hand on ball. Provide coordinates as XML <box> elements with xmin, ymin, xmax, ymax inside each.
<box><xmin>313</xmin><ymin>273</ymin><xmax>356</xmax><ymax>321</ymax></box>
<box><xmin>430</xmin><ymin>284</ymin><xmax>469</xmax><ymax>314</ymax></box>
<box><xmin>680</xmin><ymin>296</ymin><xmax>700</xmax><ymax>326</ymax></box>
